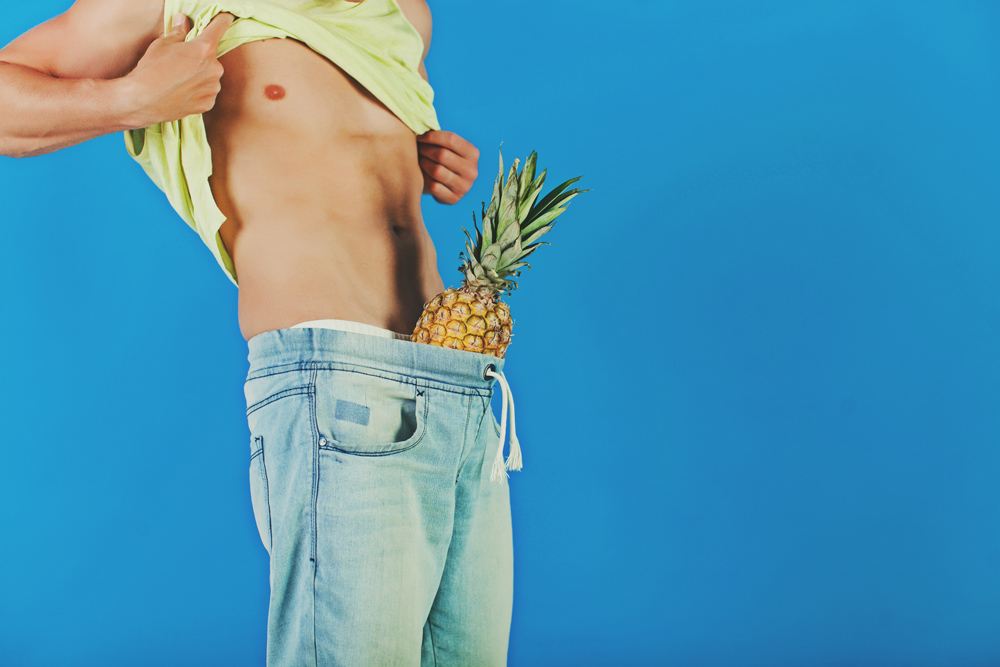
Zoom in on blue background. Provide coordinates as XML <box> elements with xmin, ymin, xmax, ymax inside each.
<box><xmin>2</xmin><ymin>1</ymin><xmax>999</xmax><ymax>665</ymax></box>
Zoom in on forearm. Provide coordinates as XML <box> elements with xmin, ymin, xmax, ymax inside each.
<box><xmin>0</xmin><ymin>61</ymin><xmax>140</xmax><ymax>159</ymax></box>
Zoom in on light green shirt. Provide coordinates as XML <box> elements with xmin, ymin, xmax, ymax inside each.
<box><xmin>123</xmin><ymin>0</ymin><xmax>440</xmax><ymax>287</ymax></box>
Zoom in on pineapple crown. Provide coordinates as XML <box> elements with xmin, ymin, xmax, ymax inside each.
<box><xmin>459</xmin><ymin>148</ymin><xmax>588</xmax><ymax>295</ymax></box>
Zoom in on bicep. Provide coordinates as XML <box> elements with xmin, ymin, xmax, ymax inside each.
<box><xmin>0</xmin><ymin>0</ymin><xmax>162</xmax><ymax>79</ymax></box>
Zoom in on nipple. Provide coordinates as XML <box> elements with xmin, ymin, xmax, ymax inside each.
<box><xmin>264</xmin><ymin>84</ymin><xmax>286</xmax><ymax>100</ymax></box>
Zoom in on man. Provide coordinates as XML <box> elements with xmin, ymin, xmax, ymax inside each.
<box><xmin>0</xmin><ymin>1</ymin><xmax>515</xmax><ymax>665</ymax></box>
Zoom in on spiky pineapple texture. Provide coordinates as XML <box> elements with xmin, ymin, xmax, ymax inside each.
<box><xmin>411</xmin><ymin>148</ymin><xmax>587</xmax><ymax>357</ymax></box>
<box><xmin>460</xmin><ymin>149</ymin><xmax>586</xmax><ymax>296</ymax></box>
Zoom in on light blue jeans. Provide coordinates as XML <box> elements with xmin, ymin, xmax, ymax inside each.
<box><xmin>245</xmin><ymin>326</ymin><xmax>514</xmax><ymax>666</ymax></box>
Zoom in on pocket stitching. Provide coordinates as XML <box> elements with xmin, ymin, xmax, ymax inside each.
<box><xmin>247</xmin><ymin>384</ymin><xmax>311</xmax><ymax>416</ymax></box>
<box><xmin>317</xmin><ymin>387</ymin><xmax>430</xmax><ymax>457</ymax></box>
<box><xmin>250</xmin><ymin>435</ymin><xmax>273</xmax><ymax>552</ymax></box>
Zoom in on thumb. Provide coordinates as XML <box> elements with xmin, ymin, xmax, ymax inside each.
<box><xmin>162</xmin><ymin>13</ymin><xmax>190</xmax><ymax>41</ymax></box>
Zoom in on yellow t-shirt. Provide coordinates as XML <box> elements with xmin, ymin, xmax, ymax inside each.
<box><xmin>123</xmin><ymin>0</ymin><xmax>440</xmax><ymax>287</ymax></box>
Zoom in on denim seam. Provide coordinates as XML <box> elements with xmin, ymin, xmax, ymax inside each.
<box><xmin>248</xmin><ymin>362</ymin><xmax>494</xmax><ymax>397</ymax></box>
<box><xmin>258</xmin><ymin>435</ymin><xmax>273</xmax><ymax>553</ymax></box>
<box><xmin>491</xmin><ymin>392</ymin><xmax>501</xmax><ymax>438</ymax></box>
<box><xmin>246</xmin><ymin>385</ymin><xmax>311</xmax><ymax>416</ymax></box>
<box><xmin>454</xmin><ymin>395</ymin><xmax>474</xmax><ymax>483</ymax></box>
<box><xmin>481</xmin><ymin>393</ymin><xmax>493</xmax><ymax>442</ymax></box>
<box><xmin>309</xmin><ymin>368</ymin><xmax>320</xmax><ymax>667</ymax></box>
<box><xmin>428</xmin><ymin>617</ymin><xmax>439</xmax><ymax>667</ymax></box>
<box><xmin>317</xmin><ymin>390</ymin><xmax>430</xmax><ymax>457</ymax></box>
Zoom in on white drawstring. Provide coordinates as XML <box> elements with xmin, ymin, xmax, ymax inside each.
<box><xmin>485</xmin><ymin>366</ymin><xmax>520</xmax><ymax>484</ymax></box>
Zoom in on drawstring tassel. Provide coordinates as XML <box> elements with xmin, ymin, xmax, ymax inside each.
<box><xmin>504</xmin><ymin>382</ymin><xmax>521</xmax><ymax>472</ymax></box>
<box><xmin>485</xmin><ymin>367</ymin><xmax>520</xmax><ymax>484</ymax></box>
<box><xmin>489</xmin><ymin>377</ymin><xmax>509</xmax><ymax>483</ymax></box>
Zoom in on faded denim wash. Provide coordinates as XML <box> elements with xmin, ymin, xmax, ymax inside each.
<box><xmin>245</xmin><ymin>326</ymin><xmax>513</xmax><ymax>666</ymax></box>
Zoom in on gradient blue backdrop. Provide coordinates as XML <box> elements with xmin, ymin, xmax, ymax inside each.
<box><xmin>2</xmin><ymin>1</ymin><xmax>999</xmax><ymax>665</ymax></box>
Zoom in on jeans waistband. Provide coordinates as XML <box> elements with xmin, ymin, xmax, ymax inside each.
<box><xmin>246</xmin><ymin>326</ymin><xmax>506</xmax><ymax>391</ymax></box>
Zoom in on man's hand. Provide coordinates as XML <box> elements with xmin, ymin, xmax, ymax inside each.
<box><xmin>417</xmin><ymin>130</ymin><xmax>480</xmax><ymax>205</ymax></box>
<box><xmin>121</xmin><ymin>12</ymin><xmax>235</xmax><ymax>128</ymax></box>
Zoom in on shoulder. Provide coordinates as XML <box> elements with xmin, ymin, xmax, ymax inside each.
<box><xmin>393</xmin><ymin>0</ymin><xmax>432</xmax><ymax>51</ymax></box>
<box><xmin>0</xmin><ymin>0</ymin><xmax>164</xmax><ymax>79</ymax></box>
<box><xmin>66</xmin><ymin>0</ymin><xmax>164</xmax><ymax>42</ymax></box>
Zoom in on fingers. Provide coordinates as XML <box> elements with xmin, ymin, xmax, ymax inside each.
<box><xmin>196</xmin><ymin>12</ymin><xmax>236</xmax><ymax>50</ymax></box>
<box><xmin>418</xmin><ymin>150</ymin><xmax>476</xmax><ymax>203</ymax></box>
<box><xmin>423</xmin><ymin>176</ymin><xmax>461</xmax><ymax>205</ymax></box>
<box><xmin>416</xmin><ymin>130</ymin><xmax>480</xmax><ymax>205</ymax></box>
<box><xmin>417</xmin><ymin>141</ymin><xmax>478</xmax><ymax>181</ymax></box>
<box><xmin>418</xmin><ymin>154</ymin><xmax>459</xmax><ymax>189</ymax></box>
<box><xmin>161</xmin><ymin>12</ymin><xmax>232</xmax><ymax>51</ymax></box>
<box><xmin>163</xmin><ymin>13</ymin><xmax>190</xmax><ymax>42</ymax></box>
<box><xmin>417</xmin><ymin>130</ymin><xmax>480</xmax><ymax>162</ymax></box>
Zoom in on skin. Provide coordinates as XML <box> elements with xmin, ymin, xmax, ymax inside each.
<box><xmin>0</xmin><ymin>0</ymin><xmax>479</xmax><ymax>341</ymax></box>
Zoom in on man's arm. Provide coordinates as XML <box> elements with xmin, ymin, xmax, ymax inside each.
<box><xmin>0</xmin><ymin>0</ymin><xmax>233</xmax><ymax>159</ymax></box>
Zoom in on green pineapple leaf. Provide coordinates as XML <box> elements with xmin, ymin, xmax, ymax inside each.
<box><xmin>498</xmin><ymin>235</ymin><xmax>523</xmax><ymax>267</ymax></box>
<box><xmin>516</xmin><ymin>175</ymin><xmax>546</xmax><ymax>226</ymax></box>
<box><xmin>496</xmin><ymin>159</ymin><xmax>521</xmax><ymax>240</ymax></box>
<box><xmin>481</xmin><ymin>242</ymin><xmax>502</xmax><ymax>270</ymax></box>
<box><xmin>523</xmin><ymin>176</ymin><xmax>584</xmax><ymax>226</ymax></box>
<box><xmin>463</xmin><ymin>149</ymin><xmax>587</xmax><ymax>291</ymax></box>
<box><xmin>522</xmin><ymin>187</ymin><xmax>588</xmax><ymax>235</ymax></box>
<box><xmin>483</xmin><ymin>163</ymin><xmax>503</xmax><ymax>247</ymax></box>
<box><xmin>521</xmin><ymin>205</ymin><xmax>567</xmax><ymax>237</ymax></box>
<box><xmin>522</xmin><ymin>224</ymin><xmax>553</xmax><ymax>246</ymax></box>
<box><xmin>496</xmin><ymin>215</ymin><xmax>521</xmax><ymax>248</ymax></box>
<box><xmin>518</xmin><ymin>151</ymin><xmax>537</xmax><ymax>199</ymax></box>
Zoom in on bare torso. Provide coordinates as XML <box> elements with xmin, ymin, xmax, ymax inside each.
<box><xmin>202</xmin><ymin>1</ymin><xmax>445</xmax><ymax>341</ymax></box>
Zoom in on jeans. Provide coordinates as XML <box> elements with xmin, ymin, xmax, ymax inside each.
<box><xmin>244</xmin><ymin>326</ymin><xmax>514</xmax><ymax>666</ymax></box>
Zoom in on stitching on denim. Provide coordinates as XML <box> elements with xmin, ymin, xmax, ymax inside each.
<box><xmin>246</xmin><ymin>365</ymin><xmax>306</xmax><ymax>381</ymax></box>
<box><xmin>313</xmin><ymin>365</ymin><xmax>482</xmax><ymax>397</ymax></box>
<box><xmin>309</xmin><ymin>369</ymin><xmax>320</xmax><ymax>667</ymax></box>
<box><xmin>477</xmin><ymin>394</ymin><xmax>494</xmax><ymax>474</ymax></box>
<box><xmin>249</xmin><ymin>361</ymin><xmax>493</xmax><ymax>397</ymax></box>
<box><xmin>309</xmin><ymin>369</ymin><xmax>319</xmax><ymax>566</ymax></box>
<box><xmin>428</xmin><ymin>617</ymin><xmax>439</xmax><ymax>667</ymax></box>
<box><xmin>259</xmin><ymin>435</ymin><xmax>273</xmax><ymax>553</ymax></box>
<box><xmin>455</xmin><ymin>396</ymin><xmax>474</xmax><ymax>483</ymax></box>
<box><xmin>246</xmin><ymin>385</ymin><xmax>311</xmax><ymax>416</ymax></box>
<box><xmin>316</xmin><ymin>389</ymin><xmax>430</xmax><ymax>457</ymax></box>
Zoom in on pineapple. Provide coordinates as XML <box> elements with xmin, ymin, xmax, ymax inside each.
<box><xmin>411</xmin><ymin>149</ymin><xmax>586</xmax><ymax>357</ymax></box>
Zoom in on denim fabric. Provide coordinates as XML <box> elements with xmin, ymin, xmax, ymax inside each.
<box><xmin>245</xmin><ymin>326</ymin><xmax>513</xmax><ymax>666</ymax></box>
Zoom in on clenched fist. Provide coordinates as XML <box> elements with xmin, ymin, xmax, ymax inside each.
<box><xmin>122</xmin><ymin>12</ymin><xmax>235</xmax><ymax>128</ymax></box>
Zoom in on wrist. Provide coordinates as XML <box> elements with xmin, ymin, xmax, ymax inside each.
<box><xmin>108</xmin><ymin>75</ymin><xmax>151</xmax><ymax>131</ymax></box>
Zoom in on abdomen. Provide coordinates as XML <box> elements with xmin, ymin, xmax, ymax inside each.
<box><xmin>203</xmin><ymin>37</ymin><xmax>443</xmax><ymax>340</ymax></box>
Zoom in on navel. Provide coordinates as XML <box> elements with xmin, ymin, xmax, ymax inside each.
<box><xmin>264</xmin><ymin>84</ymin><xmax>286</xmax><ymax>101</ymax></box>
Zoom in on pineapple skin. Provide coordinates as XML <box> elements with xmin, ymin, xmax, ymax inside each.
<box><xmin>411</xmin><ymin>287</ymin><xmax>513</xmax><ymax>358</ymax></box>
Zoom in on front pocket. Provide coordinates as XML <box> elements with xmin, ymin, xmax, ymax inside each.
<box><xmin>313</xmin><ymin>368</ymin><xmax>428</xmax><ymax>456</ymax></box>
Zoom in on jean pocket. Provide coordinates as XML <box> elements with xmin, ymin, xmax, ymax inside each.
<box><xmin>248</xmin><ymin>435</ymin><xmax>272</xmax><ymax>554</ymax></box>
<box><xmin>313</xmin><ymin>368</ymin><xmax>428</xmax><ymax>456</ymax></box>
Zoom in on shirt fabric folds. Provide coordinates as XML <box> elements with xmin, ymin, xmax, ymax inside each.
<box><xmin>123</xmin><ymin>0</ymin><xmax>440</xmax><ymax>287</ymax></box>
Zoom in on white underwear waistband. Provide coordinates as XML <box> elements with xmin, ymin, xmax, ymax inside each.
<box><xmin>290</xmin><ymin>318</ymin><xmax>412</xmax><ymax>341</ymax></box>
